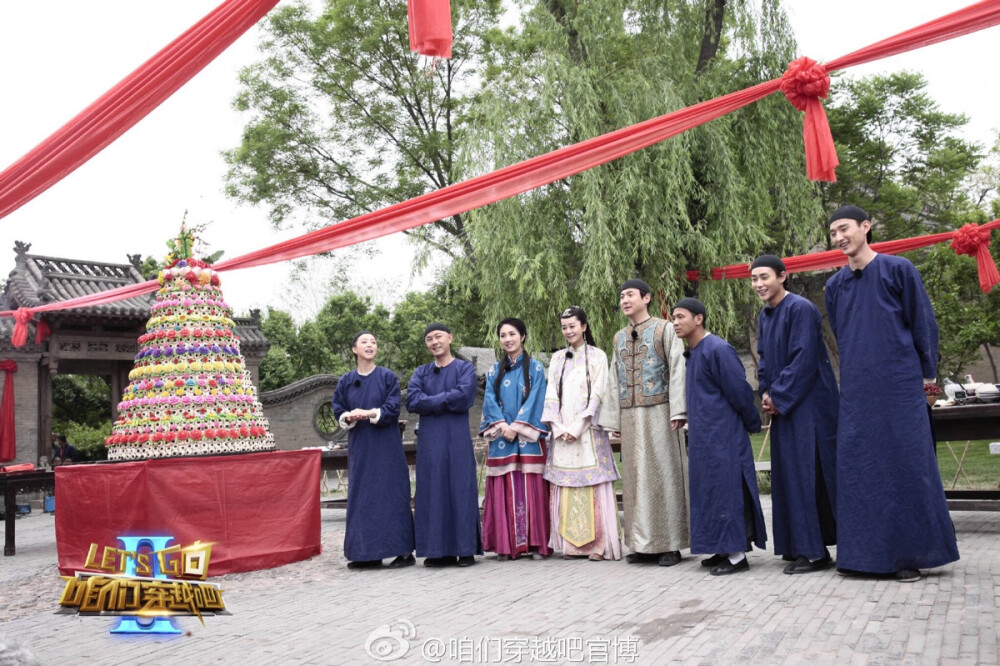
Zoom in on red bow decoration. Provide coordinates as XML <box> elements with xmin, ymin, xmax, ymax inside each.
<box><xmin>780</xmin><ymin>57</ymin><xmax>839</xmax><ymax>182</ymax></box>
<box><xmin>951</xmin><ymin>223</ymin><xmax>1000</xmax><ymax>293</ymax></box>
<box><xmin>407</xmin><ymin>0</ymin><xmax>453</xmax><ymax>58</ymax></box>
<box><xmin>11</xmin><ymin>309</ymin><xmax>33</xmax><ymax>348</ymax></box>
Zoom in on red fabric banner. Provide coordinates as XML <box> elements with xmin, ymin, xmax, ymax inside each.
<box><xmin>408</xmin><ymin>0</ymin><xmax>453</xmax><ymax>58</ymax></box>
<box><xmin>687</xmin><ymin>219</ymin><xmax>1000</xmax><ymax>293</ymax></box>
<box><xmin>0</xmin><ymin>0</ymin><xmax>278</xmax><ymax>220</ymax></box>
<box><xmin>0</xmin><ymin>360</ymin><xmax>16</xmax><ymax>462</ymax></box>
<box><xmin>55</xmin><ymin>449</ymin><xmax>322</xmax><ymax>576</ymax></box>
<box><xmin>3</xmin><ymin>1</ymin><xmax>1000</xmax><ymax>340</ymax></box>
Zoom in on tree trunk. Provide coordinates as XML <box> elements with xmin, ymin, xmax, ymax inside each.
<box><xmin>984</xmin><ymin>343</ymin><xmax>999</xmax><ymax>383</ymax></box>
<box><xmin>695</xmin><ymin>0</ymin><xmax>727</xmax><ymax>76</ymax></box>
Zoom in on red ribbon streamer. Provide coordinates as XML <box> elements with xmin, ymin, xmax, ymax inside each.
<box><xmin>0</xmin><ymin>0</ymin><xmax>279</xmax><ymax>219</ymax></box>
<box><xmin>34</xmin><ymin>319</ymin><xmax>51</xmax><ymax>345</ymax></box>
<box><xmin>0</xmin><ymin>360</ymin><xmax>17</xmax><ymax>462</ymax></box>
<box><xmin>686</xmin><ymin>219</ymin><xmax>1000</xmax><ymax>294</ymax></box>
<box><xmin>407</xmin><ymin>0</ymin><xmax>453</xmax><ymax>58</ymax></box>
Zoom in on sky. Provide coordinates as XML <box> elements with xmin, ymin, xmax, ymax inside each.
<box><xmin>0</xmin><ymin>0</ymin><xmax>997</xmax><ymax>321</ymax></box>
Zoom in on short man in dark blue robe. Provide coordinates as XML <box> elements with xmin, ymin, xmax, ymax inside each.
<box><xmin>673</xmin><ymin>298</ymin><xmax>767</xmax><ymax>576</ymax></box>
<box><xmin>826</xmin><ymin>205</ymin><xmax>959</xmax><ymax>582</ymax></box>
<box><xmin>751</xmin><ymin>254</ymin><xmax>838</xmax><ymax>574</ymax></box>
<box><xmin>406</xmin><ymin>322</ymin><xmax>483</xmax><ymax>567</ymax></box>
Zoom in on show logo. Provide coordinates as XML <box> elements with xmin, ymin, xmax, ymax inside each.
<box><xmin>57</xmin><ymin>535</ymin><xmax>229</xmax><ymax>634</ymax></box>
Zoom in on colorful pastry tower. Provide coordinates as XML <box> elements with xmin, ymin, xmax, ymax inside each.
<box><xmin>105</xmin><ymin>225</ymin><xmax>275</xmax><ymax>460</ymax></box>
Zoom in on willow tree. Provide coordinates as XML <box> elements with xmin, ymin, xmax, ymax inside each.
<box><xmin>224</xmin><ymin>0</ymin><xmax>503</xmax><ymax>260</ymax></box>
<box><xmin>455</xmin><ymin>0</ymin><xmax>823</xmax><ymax>348</ymax></box>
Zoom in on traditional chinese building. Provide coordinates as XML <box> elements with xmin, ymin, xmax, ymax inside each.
<box><xmin>0</xmin><ymin>242</ymin><xmax>268</xmax><ymax>464</ymax></box>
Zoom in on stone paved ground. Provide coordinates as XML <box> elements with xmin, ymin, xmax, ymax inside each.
<box><xmin>1</xmin><ymin>499</ymin><xmax>998</xmax><ymax>665</ymax></box>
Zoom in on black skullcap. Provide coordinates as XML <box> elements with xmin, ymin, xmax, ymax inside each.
<box><xmin>674</xmin><ymin>297</ymin><xmax>706</xmax><ymax>320</ymax></box>
<box><xmin>620</xmin><ymin>278</ymin><xmax>651</xmax><ymax>295</ymax></box>
<box><xmin>352</xmin><ymin>330</ymin><xmax>375</xmax><ymax>347</ymax></box>
<box><xmin>423</xmin><ymin>322</ymin><xmax>451</xmax><ymax>337</ymax></box>
<box><xmin>827</xmin><ymin>204</ymin><xmax>869</xmax><ymax>224</ymax></box>
<box><xmin>751</xmin><ymin>254</ymin><xmax>786</xmax><ymax>275</ymax></box>
<box><xmin>827</xmin><ymin>204</ymin><xmax>873</xmax><ymax>243</ymax></box>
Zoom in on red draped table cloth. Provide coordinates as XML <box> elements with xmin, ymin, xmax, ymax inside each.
<box><xmin>55</xmin><ymin>449</ymin><xmax>321</xmax><ymax>576</ymax></box>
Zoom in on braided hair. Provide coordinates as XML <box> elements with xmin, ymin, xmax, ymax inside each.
<box><xmin>557</xmin><ymin>306</ymin><xmax>594</xmax><ymax>405</ymax></box>
<box><xmin>494</xmin><ymin>318</ymin><xmax>531</xmax><ymax>410</ymax></box>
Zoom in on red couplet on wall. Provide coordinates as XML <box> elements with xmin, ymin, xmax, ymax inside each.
<box><xmin>54</xmin><ymin>449</ymin><xmax>321</xmax><ymax>576</ymax></box>
<box><xmin>408</xmin><ymin>0</ymin><xmax>453</xmax><ymax>58</ymax></box>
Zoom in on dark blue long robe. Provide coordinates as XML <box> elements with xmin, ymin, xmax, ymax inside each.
<box><xmin>332</xmin><ymin>366</ymin><xmax>415</xmax><ymax>562</ymax></box>
<box><xmin>686</xmin><ymin>334</ymin><xmax>767</xmax><ymax>554</ymax></box>
<box><xmin>406</xmin><ymin>359</ymin><xmax>483</xmax><ymax>558</ymax></box>
<box><xmin>758</xmin><ymin>293</ymin><xmax>838</xmax><ymax>560</ymax></box>
<box><xmin>825</xmin><ymin>254</ymin><xmax>959</xmax><ymax>573</ymax></box>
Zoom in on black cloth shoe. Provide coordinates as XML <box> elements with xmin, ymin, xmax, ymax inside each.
<box><xmin>347</xmin><ymin>559</ymin><xmax>382</xmax><ymax>570</ymax></box>
<box><xmin>456</xmin><ymin>556</ymin><xmax>476</xmax><ymax>567</ymax></box>
<box><xmin>783</xmin><ymin>554</ymin><xmax>833</xmax><ymax>575</ymax></box>
<box><xmin>658</xmin><ymin>551</ymin><xmax>682</xmax><ymax>567</ymax></box>
<box><xmin>701</xmin><ymin>554</ymin><xmax>727</xmax><ymax>568</ymax></box>
<box><xmin>625</xmin><ymin>552</ymin><xmax>659</xmax><ymax>564</ymax></box>
<box><xmin>781</xmin><ymin>554</ymin><xmax>796</xmax><ymax>562</ymax></box>
<box><xmin>894</xmin><ymin>568</ymin><xmax>922</xmax><ymax>582</ymax></box>
<box><xmin>387</xmin><ymin>554</ymin><xmax>415</xmax><ymax>569</ymax></box>
<box><xmin>423</xmin><ymin>556</ymin><xmax>456</xmax><ymax>568</ymax></box>
<box><xmin>836</xmin><ymin>567</ymin><xmax>866</xmax><ymax>577</ymax></box>
<box><xmin>710</xmin><ymin>557</ymin><xmax>749</xmax><ymax>576</ymax></box>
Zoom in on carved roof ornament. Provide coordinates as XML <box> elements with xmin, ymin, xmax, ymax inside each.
<box><xmin>13</xmin><ymin>241</ymin><xmax>31</xmax><ymax>266</ymax></box>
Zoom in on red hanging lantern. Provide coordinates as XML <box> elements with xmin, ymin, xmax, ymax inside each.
<box><xmin>407</xmin><ymin>0</ymin><xmax>453</xmax><ymax>58</ymax></box>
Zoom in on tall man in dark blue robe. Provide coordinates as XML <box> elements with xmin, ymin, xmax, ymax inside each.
<box><xmin>826</xmin><ymin>205</ymin><xmax>959</xmax><ymax>582</ymax></box>
<box><xmin>673</xmin><ymin>298</ymin><xmax>767</xmax><ymax>576</ymax></box>
<box><xmin>751</xmin><ymin>254</ymin><xmax>838</xmax><ymax>574</ymax></box>
<box><xmin>406</xmin><ymin>322</ymin><xmax>483</xmax><ymax>567</ymax></box>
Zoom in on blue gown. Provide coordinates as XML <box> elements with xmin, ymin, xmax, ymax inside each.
<box><xmin>406</xmin><ymin>359</ymin><xmax>483</xmax><ymax>558</ymax></box>
<box><xmin>825</xmin><ymin>254</ymin><xmax>959</xmax><ymax>573</ymax></box>
<box><xmin>332</xmin><ymin>366</ymin><xmax>415</xmax><ymax>562</ymax></box>
<box><xmin>686</xmin><ymin>334</ymin><xmax>767</xmax><ymax>554</ymax></box>
<box><xmin>479</xmin><ymin>354</ymin><xmax>549</xmax><ymax>474</ymax></box>
<box><xmin>757</xmin><ymin>293</ymin><xmax>838</xmax><ymax>560</ymax></box>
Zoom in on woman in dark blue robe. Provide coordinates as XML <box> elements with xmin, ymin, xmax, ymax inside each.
<box><xmin>826</xmin><ymin>252</ymin><xmax>959</xmax><ymax>575</ymax></box>
<box><xmin>757</xmin><ymin>289</ymin><xmax>838</xmax><ymax>568</ymax></box>
<box><xmin>675</xmin><ymin>298</ymin><xmax>766</xmax><ymax>575</ymax></box>
<box><xmin>332</xmin><ymin>332</ymin><xmax>415</xmax><ymax>569</ymax></box>
<box><xmin>406</xmin><ymin>328</ymin><xmax>483</xmax><ymax>565</ymax></box>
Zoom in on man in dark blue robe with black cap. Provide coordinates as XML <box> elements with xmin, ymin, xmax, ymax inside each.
<box><xmin>673</xmin><ymin>298</ymin><xmax>766</xmax><ymax>575</ymax></box>
<box><xmin>406</xmin><ymin>322</ymin><xmax>483</xmax><ymax>567</ymax></box>
<box><xmin>826</xmin><ymin>205</ymin><xmax>958</xmax><ymax>582</ymax></box>
<box><xmin>751</xmin><ymin>254</ymin><xmax>838</xmax><ymax>574</ymax></box>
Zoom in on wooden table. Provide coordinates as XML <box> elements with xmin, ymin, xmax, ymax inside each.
<box><xmin>319</xmin><ymin>443</ymin><xmax>418</xmax><ymax>508</ymax></box>
<box><xmin>2</xmin><ymin>469</ymin><xmax>55</xmax><ymax>556</ymax></box>
<box><xmin>932</xmin><ymin>404</ymin><xmax>1000</xmax><ymax>511</ymax></box>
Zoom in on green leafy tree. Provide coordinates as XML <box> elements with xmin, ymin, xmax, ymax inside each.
<box><xmin>455</xmin><ymin>0</ymin><xmax>823</xmax><ymax>347</ymax></box>
<box><xmin>823</xmin><ymin>71</ymin><xmax>982</xmax><ymax>240</ymax></box>
<box><xmin>920</xmin><ymin>243</ymin><xmax>1000</xmax><ymax>380</ymax></box>
<box><xmin>52</xmin><ymin>375</ymin><xmax>113</xmax><ymax>462</ymax></box>
<box><xmin>225</xmin><ymin>0</ymin><xmax>503</xmax><ymax>260</ymax></box>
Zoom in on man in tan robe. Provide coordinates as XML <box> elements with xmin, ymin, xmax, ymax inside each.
<box><xmin>604</xmin><ymin>278</ymin><xmax>689</xmax><ymax>566</ymax></box>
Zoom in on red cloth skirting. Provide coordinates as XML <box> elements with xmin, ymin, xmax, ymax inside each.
<box><xmin>482</xmin><ymin>471</ymin><xmax>552</xmax><ymax>558</ymax></box>
<box><xmin>54</xmin><ymin>449</ymin><xmax>321</xmax><ymax>576</ymax></box>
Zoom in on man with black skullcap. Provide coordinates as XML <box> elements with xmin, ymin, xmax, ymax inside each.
<box><xmin>826</xmin><ymin>205</ymin><xmax>958</xmax><ymax>582</ymax></box>
<box><xmin>406</xmin><ymin>322</ymin><xmax>483</xmax><ymax>567</ymax></box>
<box><xmin>604</xmin><ymin>278</ymin><xmax>689</xmax><ymax>567</ymax></box>
<box><xmin>750</xmin><ymin>254</ymin><xmax>838</xmax><ymax>574</ymax></box>
<box><xmin>673</xmin><ymin>297</ymin><xmax>767</xmax><ymax>575</ymax></box>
